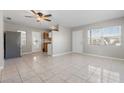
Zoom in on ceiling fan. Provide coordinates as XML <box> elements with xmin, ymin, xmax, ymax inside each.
<box><xmin>25</xmin><ymin>10</ymin><xmax>52</xmax><ymax>22</ymax></box>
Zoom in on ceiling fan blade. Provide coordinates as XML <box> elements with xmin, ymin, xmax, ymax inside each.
<box><xmin>25</xmin><ymin>16</ymin><xmax>34</xmax><ymax>18</ymax></box>
<box><xmin>44</xmin><ymin>19</ymin><xmax>51</xmax><ymax>21</ymax></box>
<box><xmin>44</xmin><ymin>14</ymin><xmax>52</xmax><ymax>17</ymax></box>
<box><xmin>31</xmin><ymin>10</ymin><xmax>37</xmax><ymax>15</ymax></box>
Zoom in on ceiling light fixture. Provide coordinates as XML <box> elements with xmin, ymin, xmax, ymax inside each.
<box><xmin>50</xmin><ymin>24</ymin><xmax>59</xmax><ymax>31</ymax></box>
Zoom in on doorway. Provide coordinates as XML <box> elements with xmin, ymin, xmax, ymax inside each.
<box><xmin>32</xmin><ymin>31</ymin><xmax>41</xmax><ymax>53</ymax></box>
<box><xmin>72</xmin><ymin>30</ymin><xmax>83</xmax><ymax>54</ymax></box>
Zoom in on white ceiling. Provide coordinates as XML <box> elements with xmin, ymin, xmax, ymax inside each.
<box><xmin>3</xmin><ymin>10</ymin><xmax>124</xmax><ymax>29</ymax></box>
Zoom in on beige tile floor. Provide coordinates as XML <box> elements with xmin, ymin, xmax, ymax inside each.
<box><xmin>0</xmin><ymin>52</ymin><xmax>124</xmax><ymax>83</ymax></box>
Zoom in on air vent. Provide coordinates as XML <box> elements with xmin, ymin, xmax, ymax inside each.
<box><xmin>6</xmin><ymin>17</ymin><xmax>12</xmax><ymax>20</ymax></box>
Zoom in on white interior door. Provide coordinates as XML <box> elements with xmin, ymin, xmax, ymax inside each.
<box><xmin>72</xmin><ymin>31</ymin><xmax>83</xmax><ymax>53</ymax></box>
<box><xmin>32</xmin><ymin>32</ymin><xmax>41</xmax><ymax>53</ymax></box>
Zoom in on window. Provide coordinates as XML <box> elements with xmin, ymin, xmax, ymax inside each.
<box><xmin>88</xmin><ymin>26</ymin><xmax>121</xmax><ymax>46</ymax></box>
<box><xmin>17</xmin><ymin>30</ymin><xmax>26</xmax><ymax>46</ymax></box>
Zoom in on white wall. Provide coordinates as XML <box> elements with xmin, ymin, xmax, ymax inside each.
<box><xmin>0</xmin><ymin>11</ymin><xmax>4</xmax><ymax>69</ymax></box>
<box><xmin>52</xmin><ymin>26</ymin><xmax>72</xmax><ymax>55</ymax></box>
<box><xmin>4</xmin><ymin>22</ymin><xmax>45</xmax><ymax>54</ymax></box>
<box><xmin>72</xmin><ymin>17</ymin><xmax>124</xmax><ymax>59</ymax></box>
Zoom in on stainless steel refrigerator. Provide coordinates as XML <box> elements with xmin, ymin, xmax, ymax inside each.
<box><xmin>4</xmin><ymin>31</ymin><xmax>21</xmax><ymax>59</ymax></box>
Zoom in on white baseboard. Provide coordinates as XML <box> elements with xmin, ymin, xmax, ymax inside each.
<box><xmin>22</xmin><ymin>52</ymin><xmax>33</xmax><ymax>55</ymax></box>
<box><xmin>32</xmin><ymin>50</ymin><xmax>42</xmax><ymax>53</ymax></box>
<box><xmin>52</xmin><ymin>51</ymin><xmax>72</xmax><ymax>57</ymax></box>
<box><xmin>0</xmin><ymin>66</ymin><xmax>4</xmax><ymax>70</ymax></box>
<box><xmin>72</xmin><ymin>51</ymin><xmax>83</xmax><ymax>54</ymax></box>
<box><xmin>22</xmin><ymin>51</ymin><xmax>42</xmax><ymax>55</ymax></box>
<box><xmin>83</xmin><ymin>53</ymin><xmax>124</xmax><ymax>61</ymax></box>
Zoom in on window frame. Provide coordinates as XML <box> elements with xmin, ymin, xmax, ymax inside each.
<box><xmin>88</xmin><ymin>25</ymin><xmax>122</xmax><ymax>46</ymax></box>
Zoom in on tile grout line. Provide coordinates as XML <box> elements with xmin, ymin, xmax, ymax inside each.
<box><xmin>15</xmin><ymin>63</ymin><xmax>23</xmax><ymax>83</ymax></box>
<box><xmin>23</xmin><ymin>59</ymin><xmax>46</xmax><ymax>83</ymax></box>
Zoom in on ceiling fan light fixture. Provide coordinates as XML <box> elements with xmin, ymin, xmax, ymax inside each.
<box><xmin>37</xmin><ymin>17</ymin><xmax>41</xmax><ymax>20</ymax></box>
<box><xmin>26</xmin><ymin>10</ymin><xmax>52</xmax><ymax>22</ymax></box>
<box><xmin>36</xmin><ymin>17</ymin><xmax>43</xmax><ymax>22</ymax></box>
